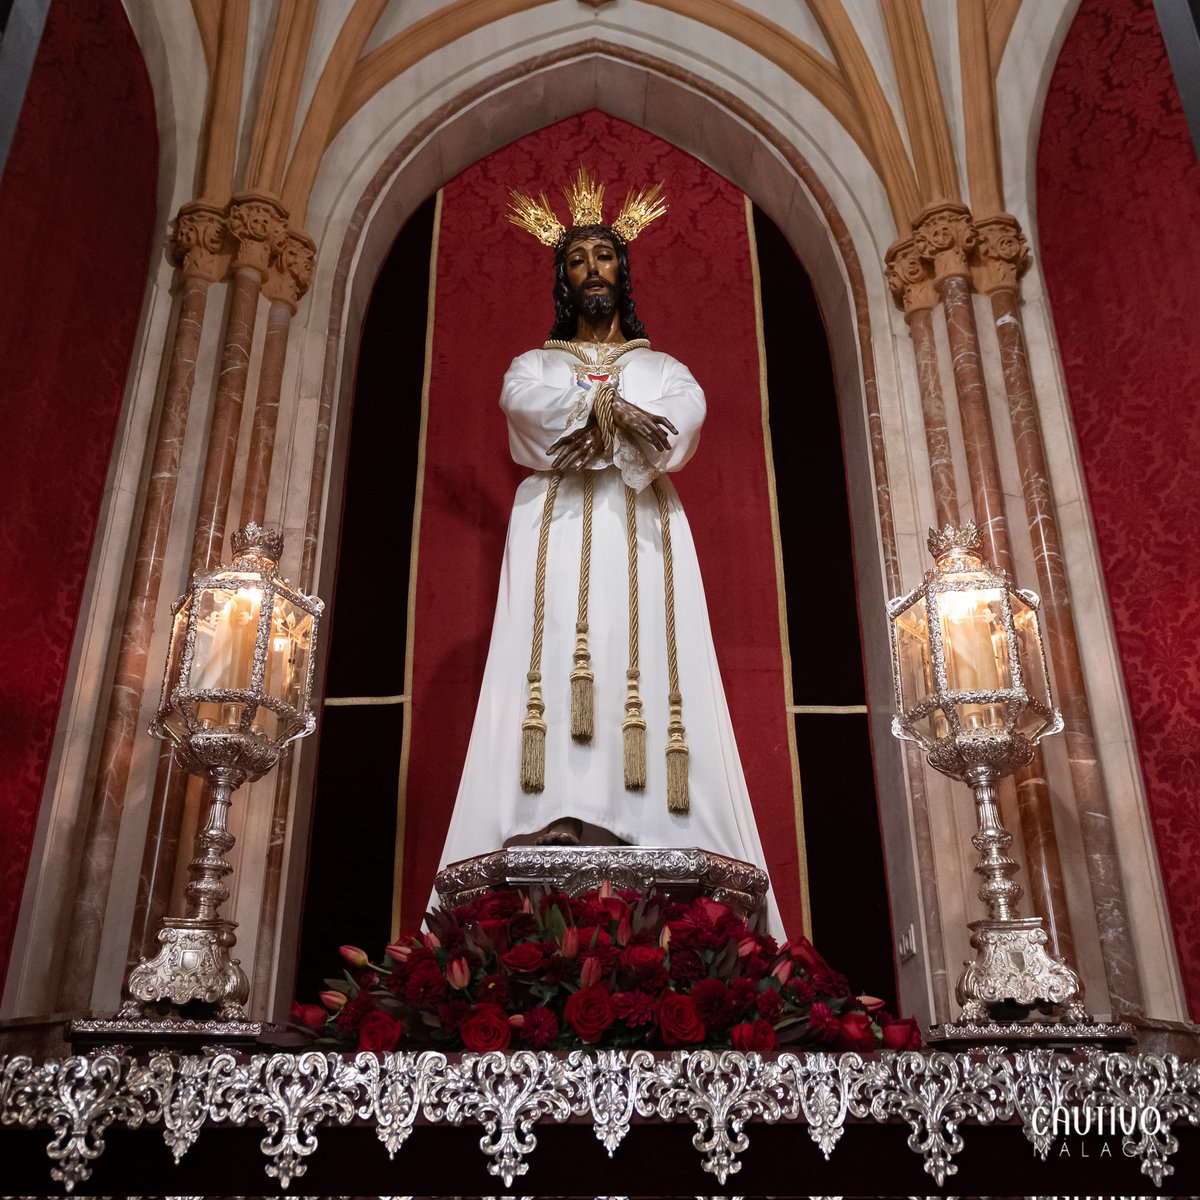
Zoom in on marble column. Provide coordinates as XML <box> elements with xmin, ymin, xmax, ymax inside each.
<box><xmin>247</xmin><ymin>232</ymin><xmax>317</xmax><ymax>1010</ymax></box>
<box><xmin>58</xmin><ymin>204</ymin><xmax>226</xmax><ymax>1011</ymax></box>
<box><xmin>977</xmin><ymin>215</ymin><xmax>1144</xmax><ymax>1015</ymax></box>
<box><xmin>240</xmin><ymin>230</ymin><xmax>314</xmax><ymax>527</ymax></box>
<box><xmin>913</xmin><ymin>203</ymin><xmax>1076</xmax><ymax>965</ymax></box>
<box><xmin>882</xmin><ymin>244</ymin><xmax>953</xmax><ymax>1022</ymax></box>
<box><xmin>885</xmin><ymin>242</ymin><xmax>959</xmax><ymax>529</ymax></box>
<box><xmin>127</xmin><ymin>194</ymin><xmax>291</xmax><ymax>972</ymax></box>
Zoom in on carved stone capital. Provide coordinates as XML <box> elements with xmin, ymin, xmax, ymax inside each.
<box><xmin>227</xmin><ymin>191</ymin><xmax>289</xmax><ymax>276</ymax></box>
<box><xmin>884</xmin><ymin>236</ymin><xmax>937</xmax><ymax>316</ymax></box>
<box><xmin>912</xmin><ymin>201</ymin><xmax>977</xmax><ymax>284</ymax></box>
<box><xmin>169</xmin><ymin>201</ymin><xmax>230</xmax><ymax>282</ymax></box>
<box><xmin>264</xmin><ymin>229</ymin><xmax>317</xmax><ymax>308</ymax></box>
<box><xmin>973</xmin><ymin>212</ymin><xmax>1030</xmax><ymax>295</ymax></box>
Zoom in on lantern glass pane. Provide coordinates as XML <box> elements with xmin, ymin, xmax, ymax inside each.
<box><xmin>937</xmin><ymin>583</ymin><xmax>1009</xmax><ymax>730</ymax></box>
<box><xmin>190</xmin><ymin>581</ymin><xmax>264</xmax><ymax>693</ymax></box>
<box><xmin>265</xmin><ymin>595</ymin><xmax>315</xmax><ymax>712</ymax></box>
<box><xmin>1012</xmin><ymin>596</ymin><xmax>1050</xmax><ymax>705</ymax></box>
<box><xmin>894</xmin><ymin>595</ymin><xmax>931</xmax><ymax>707</ymax></box>
<box><xmin>1015</xmin><ymin>703</ymin><xmax>1050</xmax><ymax>740</ymax></box>
<box><xmin>165</xmin><ymin>604</ymin><xmax>190</xmax><ymax>691</ymax></box>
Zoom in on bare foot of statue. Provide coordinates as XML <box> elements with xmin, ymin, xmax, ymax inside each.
<box><xmin>503</xmin><ymin>818</ymin><xmax>629</xmax><ymax>848</ymax></box>
<box><xmin>535</xmin><ymin>818</ymin><xmax>583</xmax><ymax>845</ymax></box>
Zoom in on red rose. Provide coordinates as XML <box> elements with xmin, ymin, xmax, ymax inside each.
<box><xmin>731</xmin><ymin>1019</ymin><xmax>779</xmax><ymax>1052</ymax></box>
<box><xmin>565</xmin><ymin>983</ymin><xmax>616</xmax><ymax>1043</ymax></box>
<box><xmin>290</xmin><ymin>1001</ymin><xmax>326</xmax><ymax>1030</ymax></box>
<box><xmin>501</xmin><ymin>942</ymin><xmax>545</xmax><ymax>973</ymax></box>
<box><xmin>882</xmin><ymin>1018</ymin><xmax>922</xmax><ymax>1050</ymax></box>
<box><xmin>808</xmin><ymin>1001</ymin><xmax>841</xmax><ymax>1044</ymax></box>
<box><xmin>657</xmin><ymin>990</ymin><xmax>706</xmax><ymax>1046</ymax></box>
<box><xmin>621</xmin><ymin>944</ymin><xmax>665</xmax><ymax>973</ymax></box>
<box><xmin>460</xmin><ymin>1003</ymin><xmax>512</xmax><ymax>1051</ymax></box>
<box><xmin>837</xmin><ymin>1011</ymin><xmax>877</xmax><ymax>1051</ymax></box>
<box><xmin>357</xmin><ymin>1009</ymin><xmax>405</xmax><ymax>1052</ymax></box>
<box><xmin>516</xmin><ymin>1006</ymin><xmax>559</xmax><ymax>1049</ymax></box>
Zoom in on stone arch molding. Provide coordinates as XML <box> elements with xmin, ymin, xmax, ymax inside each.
<box><xmin>283</xmin><ymin>40</ymin><xmax>927</xmax><ymax>1015</ymax></box>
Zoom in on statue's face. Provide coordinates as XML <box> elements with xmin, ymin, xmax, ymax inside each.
<box><xmin>565</xmin><ymin>236</ymin><xmax>618</xmax><ymax>300</ymax></box>
<box><xmin>565</xmin><ymin>236</ymin><xmax>619</xmax><ymax>320</ymax></box>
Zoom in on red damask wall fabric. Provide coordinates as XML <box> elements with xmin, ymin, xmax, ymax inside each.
<box><xmin>0</xmin><ymin>0</ymin><xmax>157</xmax><ymax>980</ymax></box>
<box><xmin>399</xmin><ymin>113</ymin><xmax>803</xmax><ymax>934</ymax></box>
<box><xmin>1037</xmin><ymin>0</ymin><xmax>1200</xmax><ymax>1014</ymax></box>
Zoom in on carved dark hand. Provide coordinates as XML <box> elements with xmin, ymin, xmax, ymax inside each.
<box><xmin>548</xmin><ymin>423</ymin><xmax>606</xmax><ymax>471</ymax></box>
<box><xmin>611</xmin><ymin>395</ymin><xmax>678</xmax><ymax>453</ymax></box>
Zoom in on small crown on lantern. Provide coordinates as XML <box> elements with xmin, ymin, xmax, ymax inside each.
<box><xmin>507</xmin><ymin>166</ymin><xmax>667</xmax><ymax>247</ymax></box>
<box><xmin>231</xmin><ymin>522</ymin><xmax>284</xmax><ymax>564</ymax></box>
<box><xmin>927</xmin><ymin>522</ymin><xmax>983</xmax><ymax>563</ymax></box>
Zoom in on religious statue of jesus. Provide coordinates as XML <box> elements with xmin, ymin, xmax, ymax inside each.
<box><xmin>433</xmin><ymin>170</ymin><xmax>779</xmax><ymax>930</ymax></box>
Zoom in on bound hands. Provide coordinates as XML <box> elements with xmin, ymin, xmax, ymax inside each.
<box><xmin>547</xmin><ymin>397</ymin><xmax>679</xmax><ymax>471</ymax></box>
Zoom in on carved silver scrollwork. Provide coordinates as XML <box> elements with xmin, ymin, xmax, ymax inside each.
<box><xmin>4</xmin><ymin>1048</ymin><xmax>1199</xmax><ymax>1191</ymax></box>
<box><xmin>422</xmin><ymin>1050</ymin><xmax>581</xmax><ymax>1186</ymax></box>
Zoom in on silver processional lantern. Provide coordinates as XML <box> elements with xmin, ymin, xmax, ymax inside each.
<box><xmin>118</xmin><ymin>522</ymin><xmax>323</xmax><ymax>1026</ymax></box>
<box><xmin>888</xmin><ymin>522</ymin><xmax>1097</xmax><ymax>1038</ymax></box>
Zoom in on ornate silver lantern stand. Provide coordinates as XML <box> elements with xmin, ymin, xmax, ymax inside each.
<box><xmin>69</xmin><ymin>524</ymin><xmax>323</xmax><ymax>1051</ymax></box>
<box><xmin>889</xmin><ymin>524</ymin><xmax>1132</xmax><ymax>1046</ymax></box>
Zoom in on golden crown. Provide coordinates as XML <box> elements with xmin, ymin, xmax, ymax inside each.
<box><xmin>507</xmin><ymin>166</ymin><xmax>667</xmax><ymax>247</ymax></box>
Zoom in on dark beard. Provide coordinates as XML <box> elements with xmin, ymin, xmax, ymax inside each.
<box><xmin>573</xmin><ymin>281</ymin><xmax>617</xmax><ymax>321</ymax></box>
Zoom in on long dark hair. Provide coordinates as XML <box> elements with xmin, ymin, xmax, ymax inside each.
<box><xmin>548</xmin><ymin>224</ymin><xmax>647</xmax><ymax>341</ymax></box>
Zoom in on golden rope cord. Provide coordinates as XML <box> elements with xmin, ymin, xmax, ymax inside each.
<box><xmin>520</xmin><ymin>470</ymin><xmax>561</xmax><ymax>792</ymax></box>
<box><xmin>570</xmin><ymin>469</ymin><xmax>595</xmax><ymax>740</ymax></box>
<box><xmin>623</xmin><ymin>481</ymin><xmax>647</xmax><ymax>789</ymax></box>
<box><xmin>654</xmin><ymin>478</ymin><xmax>689</xmax><ymax>813</ymax></box>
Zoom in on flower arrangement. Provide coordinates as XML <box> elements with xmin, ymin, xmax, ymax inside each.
<box><xmin>292</xmin><ymin>884</ymin><xmax>921</xmax><ymax>1054</ymax></box>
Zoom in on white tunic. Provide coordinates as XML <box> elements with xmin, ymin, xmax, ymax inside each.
<box><xmin>434</xmin><ymin>345</ymin><xmax>780</xmax><ymax>930</ymax></box>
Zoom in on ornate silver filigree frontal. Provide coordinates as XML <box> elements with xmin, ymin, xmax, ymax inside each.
<box><xmin>2</xmin><ymin>1049</ymin><xmax>1196</xmax><ymax>1192</ymax></box>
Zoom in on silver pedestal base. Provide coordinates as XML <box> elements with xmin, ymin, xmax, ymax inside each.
<box><xmin>926</xmin><ymin>1017</ymin><xmax>1136</xmax><ymax>1049</ymax></box>
<box><xmin>66</xmin><ymin>1014</ymin><xmax>275</xmax><ymax>1055</ymax></box>
<box><xmin>435</xmin><ymin>845</ymin><xmax>769</xmax><ymax>919</ymax></box>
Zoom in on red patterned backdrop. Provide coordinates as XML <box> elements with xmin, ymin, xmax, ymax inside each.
<box><xmin>1037</xmin><ymin>0</ymin><xmax>1200</xmax><ymax>1014</ymax></box>
<box><xmin>0</xmin><ymin>0</ymin><xmax>157</xmax><ymax>981</ymax></box>
<box><xmin>398</xmin><ymin>113</ymin><xmax>804</xmax><ymax>934</ymax></box>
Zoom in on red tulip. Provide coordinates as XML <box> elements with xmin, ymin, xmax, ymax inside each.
<box><xmin>385</xmin><ymin>941</ymin><xmax>413</xmax><ymax>962</ymax></box>
<box><xmin>339</xmin><ymin>945</ymin><xmax>369</xmax><ymax>967</ymax></box>
<box><xmin>319</xmin><ymin>989</ymin><xmax>347</xmax><ymax>1011</ymax></box>
<box><xmin>771</xmin><ymin>959</ymin><xmax>794</xmax><ymax>984</ymax></box>
<box><xmin>616</xmin><ymin>917</ymin><xmax>632</xmax><ymax>947</ymax></box>
<box><xmin>447</xmin><ymin>957</ymin><xmax>471</xmax><ymax>990</ymax></box>
<box><xmin>580</xmin><ymin>955</ymin><xmax>603</xmax><ymax>988</ymax></box>
<box><xmin>561</xmin><ymin>926</ymin><xmax>580</xmax><ymax>958</ymax></box>
<box><xmin>423</xmin><ymin>931</ymin><xmax>442</xmax><ymax>950</ymax></box>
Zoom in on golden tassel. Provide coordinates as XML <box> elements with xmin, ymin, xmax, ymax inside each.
<box><xmin>522</xmin><ymin>473</ymin><xmax>559</xmax><ymax>794</ymax></box>
<box><xmin>654</xmin><ymin>480</ymin><xmax>689</xmax><ymax>814</ymax></box>
<box><xmin>570</xmin><ymin>622</ymin><xmax>594</xmax><ymax>740</ymax></box>
<box><xmin>665</xmin><ymin>689</ymin><xmax>689</xmax><ymax>812</ymax></box>
<box><xmin>623</xmin><ymin>667</ymin><xmax>647</xmax><ymax>789</ymax></box>
<box><xmin>521</xmin><ymin>670</ymin><xmax>547</xmax><ymax>792</ymax></box>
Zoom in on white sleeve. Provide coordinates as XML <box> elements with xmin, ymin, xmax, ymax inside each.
<box><xmin>499</xmin><ymin>351</ymin><xmax>590</xmax><ymax>470</ymax></box>
<box><xmin>613</xmin><ymin>355</ymin><xmax>706</xmax><ymax>488</ymax></box>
